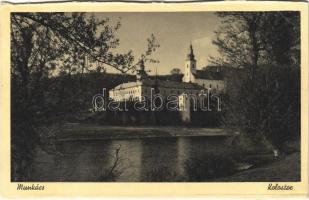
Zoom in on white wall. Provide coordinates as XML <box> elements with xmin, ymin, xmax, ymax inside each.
<box><xmin>109</xmin><ymin>85</ymin><xmax>142</xmax><ymax>101</ymax></box>
<box><xmin>195</xmin><ymin>79</ymin><xmax>225</xmax><ymax>91</ymax></box>
<box><xmin>183</xmin><ymin>60</ymin><xmax>196</xmax><ymax>83</ymax></box>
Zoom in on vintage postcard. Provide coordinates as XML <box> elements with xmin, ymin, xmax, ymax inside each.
<box><xmin>0</xmin><ymin>1</ymin><xmax>308</xmax><ymax>197</ymax></box>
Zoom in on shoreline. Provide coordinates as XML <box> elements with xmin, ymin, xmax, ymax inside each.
<box><xmin>57</xmin><ymin>124</ymin><xmax>237</xmax><ymax>141</ymax></box>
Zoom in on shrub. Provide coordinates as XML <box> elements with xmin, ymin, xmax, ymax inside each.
<box><xmin>184</xmin><ymin>154</ymin><xmax>236</xmax><ymax>181</ymax></box>
<box><xmin>97</xmin><ymin>146</ymin><xmax>123</xmax><ymax>182</ymax></box>
<box><xmin>144</xmin><ymin>166</ymin><xmax>178</xmax><ymax>182</ymax></box>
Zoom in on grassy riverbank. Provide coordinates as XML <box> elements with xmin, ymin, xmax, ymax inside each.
<box><xmin>216</xmin><ymin>152</ymin><xmax>300</xmax><ymax>182</ymax></box>
<box><xmin>52</xmin><ymin>124</ymin><xmax>300</xmax><ymax>182</ymax></box>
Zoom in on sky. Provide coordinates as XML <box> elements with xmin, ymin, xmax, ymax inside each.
<box><xmin>94</xmin><ymin>12</ymin><xmax>221</xmax><ymax>75</ymax></box>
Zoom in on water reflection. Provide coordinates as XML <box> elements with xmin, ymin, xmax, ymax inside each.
<box><xmin>140</xmin><ymin>138</ymin><xmax>179</xmax><ymax>181</ymax></box>
<box><xmin>32</xmin><ymin>136</ymin><xmax>230</xmax><ymax>181</ymax></box>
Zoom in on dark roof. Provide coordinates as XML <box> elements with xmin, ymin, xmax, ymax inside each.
<box><xmin>112</xmin><ymin>79</ymin><xmax>203</xmax><ymax>90</ymax></box>
<box><xmin>149</xmin><ymin>74</ymin><xmax>183</xmax><ymax>82</ymax></box>
<box><xmin>143</xmin><ymin>79</ymin><xmax>203</xmax><ymax>90</ymax></box>
<box><xmin>113</xmin><ymin>82</ymin><xmax>142</xmax><ymax>90</ymax></box>
<box><xmin>193</xmin><ymin>67</ymin><xmax>224</xmax><ymax>80</ymax></box>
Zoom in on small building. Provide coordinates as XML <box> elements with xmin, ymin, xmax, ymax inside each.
<box><xmin>178</xmin><ymin>93</ymin><xmax>191</xmax><ymax>123</ymax></box>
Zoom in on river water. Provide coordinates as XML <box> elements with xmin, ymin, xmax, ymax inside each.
<box><xmin>32</xmin><ymin>136</ymin><xmax>233</xmax><ymax>182</ymax></box>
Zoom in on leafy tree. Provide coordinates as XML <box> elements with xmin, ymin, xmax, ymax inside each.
<box><xmin>170</xmin><ymin>68</ymin><xmax>182</xmax><ymax>75</ymax></box>
<box><xmin>211</xmin><ymin>12</ymin><xmax>300</xmax><ymax>149</ymax></box>
<box><xmin>11</xmin><ymin>12</ymin><xmax>159</xmax><ymax>181</ymax></box>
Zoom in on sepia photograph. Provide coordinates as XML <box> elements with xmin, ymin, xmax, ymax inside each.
<box><xmin>9</xmin><ymin>10</ymin><xmax>303</xmax><ymax>184</ymax></box>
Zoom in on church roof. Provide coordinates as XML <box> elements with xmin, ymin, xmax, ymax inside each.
<box><xmin>112</xmin><ymin>79</ymin><xmax>203</xmax><ymax>90</ymax></box>
<box><xmin>113</xmin><ymin>82</ymin><xmax>142</xmax><ymax>90</ymax></box>
<box><xmin>193</xmin><ymin>67</ymin><xmax>224</xmax><ymax>80</ymax></box>
<box><xmin>143</xmin><ymin>79</ymin><xmax>203</xmax><ymax>90</ymax></box>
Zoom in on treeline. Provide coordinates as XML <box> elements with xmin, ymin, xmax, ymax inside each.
<box><xmin>26</xmin><ymin>72</ymin><xmax>184</xmax><ymax>124</ymax></box>
<box><xmin>11</xmin><ymin>13</ymin><xmax>159</xmax><ymax>181</ymax></box>
<box><xmin>39</xmin><ymin>72</ymin><xmax>135</xmax><ymax>123</ymax></box>
<box><xmin>90</xmin><ymin>101</ymin><xmax>221</xmax><ymax>127</ymax></box>
<box><xmin>212</xmin><ymin>12</ymin><xmax>300</xmax><ymax>150</ymax></box>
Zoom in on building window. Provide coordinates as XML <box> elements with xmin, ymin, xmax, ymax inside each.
<box><xmin>217</xmin><ymin>84</ymin><xmax>219</xmax><ymax>89</ymax></box>
<box><xmin>210</xmin><ymin>84</ymin><xmax>212</xmax><ymax>88</ymax></box>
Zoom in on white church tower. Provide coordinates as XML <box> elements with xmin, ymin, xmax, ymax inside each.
<box><xmin>183</xmin><ymin>44</ymin><xmax>196</xmax><ymax>83</ymax></box>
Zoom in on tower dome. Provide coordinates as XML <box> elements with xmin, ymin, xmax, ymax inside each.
<box><xmin>186</xmin><ymin>43</ymin><xmax>196</xmax><ymax>61</ymax></box>
<box><xmin>183</xmin><ymin>44</ymin><xmax>197</xmax><ymax>83</ymax></box>
<box><xmin>136</xmin><ymin>59</ymin><xmax>147</xmax><ymax>81</ymax></box>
